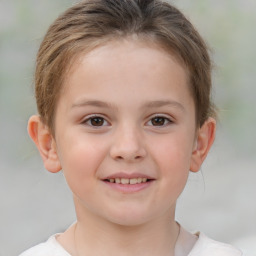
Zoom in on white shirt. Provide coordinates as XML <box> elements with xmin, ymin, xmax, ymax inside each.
<box><xmin>19</xmin><ymin>226</ymin><xmax>243</xmax><ymax>256</ymax></box>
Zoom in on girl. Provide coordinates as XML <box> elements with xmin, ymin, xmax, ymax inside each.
<box><xmin>20</xmin><ymin>0</ymin><xmax>243</xmax><ymax>255</ymax></box>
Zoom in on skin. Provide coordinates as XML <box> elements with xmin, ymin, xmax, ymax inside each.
<box><xmin>28</xmin><ymin>39</ymin><xmax>216</xmax><ymax>256</ymax></box>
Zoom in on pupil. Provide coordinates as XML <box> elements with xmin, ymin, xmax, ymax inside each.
<box><xmin>152</xmin><ymin>117</ymin><xmax>164</xmax><ymax>126</ymax></box>
<box><xmin>91</xmin><ymin>117</ymin><xmax>103</xmax><ymax>126</ymax></box>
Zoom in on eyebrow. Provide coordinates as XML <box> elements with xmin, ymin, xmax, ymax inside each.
<box><xmin>71</xmin><ymin>100</ymin><xmax>116</xmax><ymax>109</ymax></box>
<box><xmin>71</xmin><ymin>99</ymin><xmax>185</xmax><ymax>112</ymax></box>
<box><xmin>142</xmin><ymin>100</ymin><xmax>185</xmax><ymax>112</ymax></box>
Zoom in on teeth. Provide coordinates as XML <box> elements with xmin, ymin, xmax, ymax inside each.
<box><xmin>129</xmin><ymin>178</ymin><xmax>137</xmax><ymax>185</ymax></box>
<box><xmin>121</xmin><ymin>178</ymin><xmax>129</xmax><ymax>184</ymax></box>
<box><xmin>115</xmin><ymin>178</ymin><xmax>121</xmax><ymax>184</ymax></box>
<box><xmin>108</xmin><ymin>178</ymin><xmax>149</xmax><ymax>184</ymax></box>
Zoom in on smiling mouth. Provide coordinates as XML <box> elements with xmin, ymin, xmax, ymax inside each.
<box><xmin>104</xmin><ymin>178</ymin><xmax>152</xmax><ymax>185</ymax></box>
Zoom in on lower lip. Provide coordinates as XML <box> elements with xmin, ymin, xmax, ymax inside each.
<box><xmin>103</xmin><ymin>180</ymin><xmax>154</xmax><ymax>193</ymax></box>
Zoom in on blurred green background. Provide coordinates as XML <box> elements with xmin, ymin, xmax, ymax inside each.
<box><xmin>0</xmin><ymin>0</ymin><xmax>255</xmax><ymax>255</ymax></box>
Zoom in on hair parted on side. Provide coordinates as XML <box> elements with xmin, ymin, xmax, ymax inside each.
<box><xmin>35</xmin><ymin>0</ymin><xmax>216</xmax><ymax>132</ymax></box>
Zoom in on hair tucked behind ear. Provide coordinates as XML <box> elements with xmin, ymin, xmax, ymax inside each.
<box><xmin>35</xmin><ymin>0</ymin><xmax>216</xmax><ymax>132</ymax></box>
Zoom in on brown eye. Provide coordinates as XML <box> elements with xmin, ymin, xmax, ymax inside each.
<box><xmin>83</xmin><ymin>116</ymin><xmax>108</xmax><ymax>127</ymax></box>
<box><xmin>150</xmin><ymin>116</ymin><xmax>170</xmax><ymax>126</ymax></box>
<box><xmin>90</xmin><ymin>117</ymin><xmax>104</xmax><ymax>126</ymax></box>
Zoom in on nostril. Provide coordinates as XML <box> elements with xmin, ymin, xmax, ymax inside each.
<box><xmin>110</xmin><ymin>143</ymin><xmax>147</xmax><ymax>162</ymax></box>
<box><xmin>114</xmin><ymin>154</ymin><xmax>143</xmax><ymax>161</ymax></box>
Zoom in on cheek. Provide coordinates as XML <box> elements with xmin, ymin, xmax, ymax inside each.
<box><xmin>150</xmin><ymin>133</ymin><xmax>193</xmax><ymax>191</ymax></box>
<box><xmin>151</xmin><ymin>134</ymin><xmax>193</xmax><ymax>170</ymax></box>
<box><xmin>56</xmin><ymin>136</ymin><xmax>106</xmax><ymax>190</ymax></box>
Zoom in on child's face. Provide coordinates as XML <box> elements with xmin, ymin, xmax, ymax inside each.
<box><xmin>41</xmin><ymin>39</ymin><xmax>209</xmax><ymax>225</ymax></box>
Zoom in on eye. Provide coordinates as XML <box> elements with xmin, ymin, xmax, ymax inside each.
<box><xmin>147</xmin><ymin>116</ymin><xmax>172</xmax><ymax>126</ymax></box>
<box><xmin>83</xmin><ymin>116</ymin><xmax>109</xmax><ymax>127</ymax></box>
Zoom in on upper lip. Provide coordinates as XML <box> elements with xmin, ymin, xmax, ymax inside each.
<box><xmin>102</xmin><ymin>172</ymin><xmax>155</xmax><ymax>180</ymax></box>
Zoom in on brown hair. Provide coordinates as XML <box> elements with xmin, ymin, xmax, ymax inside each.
<box><xmin>35</xmin><ymin>0</ymin><xmax>216</xmax><ymax>131</ymax></box>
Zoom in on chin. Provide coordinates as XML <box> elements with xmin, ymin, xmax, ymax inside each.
<box><xmin>103</xmin><ymin>207</ymin><xmax>156</xmax><ymax>227</ymax></box>
<box><xmin>110</xmin><ymin>218</ymin><xmax>150</xmax><ymax>228</ymax></box>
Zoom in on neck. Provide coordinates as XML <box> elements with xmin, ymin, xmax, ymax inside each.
<box><xmin>71</xmin><ymin>203</ymin><xmax>179</xmax><ymax>256</ymax></box>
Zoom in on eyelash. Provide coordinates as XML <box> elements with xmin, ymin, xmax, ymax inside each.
<box><xmin>82</xmin><ymin>115</ymin><xmax>110</xmax><ymax>127</ymax></box>
<box><xmin>146</xmin><ymin>115</ymin><xmax>173</xmax><ymax>127</ymax></box>
<box><xmin>81</xmin><ymin>114</ymin><xmax>173</xmax><ymax>128</ymax></box>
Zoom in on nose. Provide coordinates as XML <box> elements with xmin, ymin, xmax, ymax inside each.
<box><xmin>110</xmin><ymin>125</ymin><xmax>147</xmax><ymax>162</ymax></box>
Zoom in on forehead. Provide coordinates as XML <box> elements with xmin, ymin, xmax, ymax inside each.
<box><xmin>63</xmin><ymin>39</ymin><xmax>189</xmax><ymax>97</ymax></box>
<box><xmin>56</xmin><ymin>39</ymin><xmax>194</xmax><ymax>117</ymax></box>
<box><xmin>64</xmin><ymin>35</ymin><xmax>190</xmax><ymax>85</ymax></box>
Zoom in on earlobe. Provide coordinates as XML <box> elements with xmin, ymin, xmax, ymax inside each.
<box><xmin>28</xmin><ymin>115</ymin><xmax>62</xmax><ymax>173</ymax></box>
<box><xmin>190</xmin><ymin>117</ymin><xmax>216</xmax><ymax>173</ymax></box>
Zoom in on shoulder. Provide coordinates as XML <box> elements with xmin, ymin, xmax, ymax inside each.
<box><xmin>19</xmin><ymin>235</ymin><xmax>71</xmax><ymax>256</ymax></box>
<box><xmin>189</xmin><ymin>232</ymin><xmax>244</xmax><ymax>256</ymax></box>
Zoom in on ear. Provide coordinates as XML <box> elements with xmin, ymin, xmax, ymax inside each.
<box><xmin>28</xmin><ymin>115</ymin><xmax>62</xmax><ymax>173</ymax></box>
<box><xmin>190</xmin><ymin>117</ymin><xmax>216</xmax><ymax>173</ymax></box>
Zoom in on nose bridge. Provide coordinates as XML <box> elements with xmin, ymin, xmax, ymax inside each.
<box><xmin>110</xmin><ymin>122</ymin><xmax>146</xmax><ymax>161</ymax></box>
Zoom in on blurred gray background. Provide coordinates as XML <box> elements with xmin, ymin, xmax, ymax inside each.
<box><xmin>0</xmin><ymin>0</ymin><xmax>255</xmax><ymax>255</ymax></box>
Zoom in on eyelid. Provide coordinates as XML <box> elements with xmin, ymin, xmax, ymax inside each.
<box><xmin>150</xmin><ymin>113</ymin><xmax>174</xmax><ymax>120</ymax></box>
<box><xmin>145</xmin><ymin>114</ymin><xmax>174</xmax><ymax>126</ymax></box>
<box><xmin>81</xmin><ymin>114</ymin><xmax>110</xmax><ymax>127</ymax></box>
